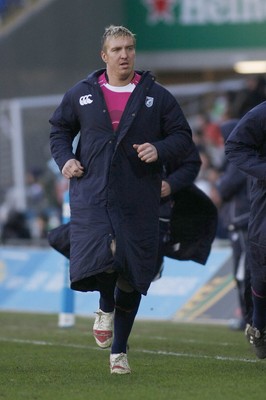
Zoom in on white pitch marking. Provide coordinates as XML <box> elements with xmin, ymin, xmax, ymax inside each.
<box><xmin>0</xmin><ymin>337</ymin><xmax>257</xmax><ymax>363</ymax></box>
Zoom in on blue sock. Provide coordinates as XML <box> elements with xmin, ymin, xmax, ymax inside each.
<box><xmin>96</xmin><ymin>272</ymin><xmax>117</xmax><ymax>313</ymax></box>
<box><xmin>99</xmin><ymin>293</ymin><xmax>115</xmax><ymax>313</ymax></box>
<box><xmin>111</xmin><ymin>287</ymin><xmax>141</xmax><ymax>354</ymax></box>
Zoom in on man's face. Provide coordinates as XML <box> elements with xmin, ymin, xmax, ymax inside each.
<box><xmin>101</xmin><ymin>35</ymin><xmax>135</xmax><ymax>84</ymax></box>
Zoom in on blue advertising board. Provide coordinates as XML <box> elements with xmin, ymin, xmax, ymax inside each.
<box><xmin>0</xmin><ymin>245</ymin><xmax>232</xmax><ymax>320</ymax></box>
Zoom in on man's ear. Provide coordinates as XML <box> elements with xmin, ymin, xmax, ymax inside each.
<box><xmin>101</xmin><ymin>51</ymin><xmax>107</xmax><ymax>63</ymax></box>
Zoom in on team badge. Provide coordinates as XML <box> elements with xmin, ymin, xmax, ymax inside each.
<box><xmin>145</xmin><ymin>96</ymin><xmax>154</xmax><ymax>108</ymax></box>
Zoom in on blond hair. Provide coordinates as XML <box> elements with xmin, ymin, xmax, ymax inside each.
<box><xmin>101</xmin><ymin>25</ymin><xmax>136</xmax><ymax>50</ymax></box>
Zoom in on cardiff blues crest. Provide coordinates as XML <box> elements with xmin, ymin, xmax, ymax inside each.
<box><xmin>145</xmin><ymin>96</ymin><xmax>154</xmax><ymax>107</ymax></box>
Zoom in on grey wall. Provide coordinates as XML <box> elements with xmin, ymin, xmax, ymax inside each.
<box><xmin>0</xmin><ymin>0</ymin><xmax>125</xmax><ymax>99</ymax></box>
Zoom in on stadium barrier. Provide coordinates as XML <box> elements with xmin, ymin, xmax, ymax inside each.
<box><xmin>0</xmin><ymin>238</ymin><xmax>236</xmax><ymax>323</ymax></box>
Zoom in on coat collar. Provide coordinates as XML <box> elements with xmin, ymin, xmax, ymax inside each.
<box><xmin>84</xmin><ymin>69</ymin><xmax>155</xmax><ymax>86</ymax></box>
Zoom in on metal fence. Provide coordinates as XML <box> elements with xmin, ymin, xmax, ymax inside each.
<box><xmin>0</xmin><ymin>94</ymin><xmax>63</xmax><ymax>209</ymax></box>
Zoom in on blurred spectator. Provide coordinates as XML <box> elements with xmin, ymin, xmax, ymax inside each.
<box><xmin>35</xmin><ymin>211</ymin><xmax>49</xmax><ymax>239</ymax></box>
<box><xmin>195</xmin><ymin>147</ymin><xmax>219</xmax><ymax>196</ymax></box>
<box><xmin>1</xmin><ymin>210</ymin><xmax>31</xmax><ymax>243</ymax></box>
<box><xmin>46</xmin><ymin>158</ymin><xmax>69</xmax><ymax>210</ymax></box>
<box><xmin>25</xmin><ymin>167</ymin><xmax>47</xmax><ymax>212</ymax></box>
<box><xmin>0</xmin><ymin>185</ymin><xmax>20</xmax><ymax>226</ymax></box>
<box><xmin>232</xmin><ymin>75</ymin><xmax>266</xmax><ymax>118</ymax></box>
<box><xmin>24</xmin><ymin>168</ymin><xmax>46</xmax><ymax>237</ymax></box>
<box><xmin>195</xmin><ymin>113</ymin><xmax>225</xmax><ymax>171</ymax></box>
<box><xmin>0</xmin><ymin>166</ymin><xmax>57</xmax><ymax>240</ymax></box>
<box><xmin>210</xmin><ymin>119</ymin><xmax>252</xmax><ymax>330</ymax></box>
<box><xmin>210</xmin><ymin>94</ymin><xmax>229</xmax><ymax>122</ymax></box>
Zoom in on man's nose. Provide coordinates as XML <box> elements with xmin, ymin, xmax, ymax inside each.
<box><xmin>120</xmin><ymin>48</ymin><xmax>128</xmax><ymax>58</ymax></box>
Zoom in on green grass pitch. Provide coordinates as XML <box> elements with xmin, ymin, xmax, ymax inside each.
<box><xmin>0</xmin><ymin>312</ymin><xmax>265</xmax><ymax>400</ymax></box>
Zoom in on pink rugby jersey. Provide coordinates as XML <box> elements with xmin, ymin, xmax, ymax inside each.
<box><xmin>98</xmin><ymin>72</ymin><xmax>141</xmax><ymax>131</ymax></box>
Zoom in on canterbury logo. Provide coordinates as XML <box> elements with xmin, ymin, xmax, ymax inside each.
<box><xmin>79</xmin><ymin>94</ymin><xmax>93</xmax><ymax>105</ymax></box>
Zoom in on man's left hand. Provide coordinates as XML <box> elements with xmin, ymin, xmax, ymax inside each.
<box><xmin>133</xmin><ymin>143</ymin><xmax>158</xmax><ymax>163</ymax></box>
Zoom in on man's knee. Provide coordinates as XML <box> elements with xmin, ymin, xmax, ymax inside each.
<box><xmin>251</xmin><ymin>278</ymin><xmax>266</xmax><ymax>298</ymax></box>
<box><xmin>116</xmin><ymin>276</ymin><xmax>134</xmax><ymax>293</ymax></box>
<box><xmin>114</xmin><ymin>287</ymin><xmax>141</xmax><ymax>312</ymax></box>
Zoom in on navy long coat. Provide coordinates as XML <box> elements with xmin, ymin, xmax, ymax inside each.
<box><xmin>225</xmin><ymin>101</ymin><xmax>266</xmax><ymax>279</ymax></box>
<box><xmin>48</xmin><ymin>143</ymin><xmax>217</xmax><ymax>277</ymax></box>
<box><xmin>49</xmin><ymin>69</ymin><xmax>192</xmax><ymax>294</ymax></box>
<box><xmin>216</xmin><ymin>120</ymin><xmax>249</xmax><ymax>231</ymax></box>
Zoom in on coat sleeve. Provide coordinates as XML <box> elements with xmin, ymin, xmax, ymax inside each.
<box><xmin>153</xmin><ymin>90</ymin><xmax>193</xmax><ymax>164</ymax></box>
<box><xmin>225</xmin><ymin>102</ymin><xmax>266</xmax><ymax>181</ymax></box>
<box><xmin>165</xmin><ymin>142</ymin><xmax>201</xmax><ymax>193</ymax></box>
<box><xmin>215</xmin><ymin>162</ymin><xmax>247</xmax><ymax>201</ymax></box>
<box><xmin>49</xmin><ymin>90</ymin><xmax>81</xmax><ymax>171</ymax></box>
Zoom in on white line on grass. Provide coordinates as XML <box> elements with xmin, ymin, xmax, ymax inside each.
<box><xmin>132</xmin><ymin>334</ymin><xmax>241</xmax><ymax>347</ymax></box>
<box><xmin>0</xmin><ymin>336</ymin><xmax>258</xmax><ymax>363</ymax></box>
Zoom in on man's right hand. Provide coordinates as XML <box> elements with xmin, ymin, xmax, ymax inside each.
<box><xmin>62</xmin><ymin>159</ymin><xmax>84</xmax><ymax>179</ymax></box>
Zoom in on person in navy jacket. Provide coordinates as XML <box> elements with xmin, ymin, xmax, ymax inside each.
<box><xmin>49</xmin><ymin>25</ymin><xmax>193</xmax><ymax>374</ymax></box>
<box><xmin>225</xmin><ymin>102</ymin><xmax>266</xmax><ymax>359</ymax></box>
<box><xmin>211</xmin><ymin>119</ymin><xmax>252</xmax><ymax>330</ymax></box>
